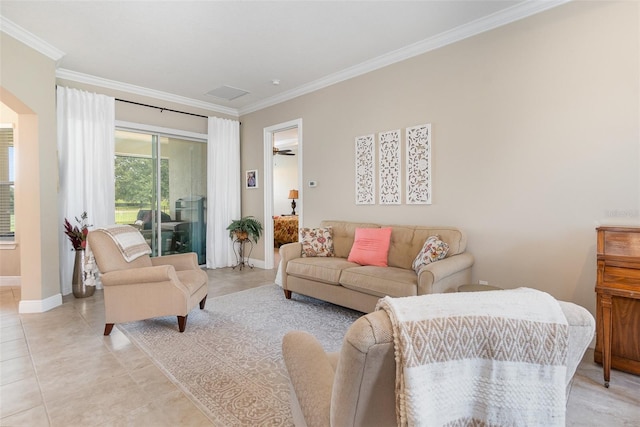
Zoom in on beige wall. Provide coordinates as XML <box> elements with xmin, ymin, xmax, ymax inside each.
<box><xmin>240</xmin><ymin>1</ymin><xmax>640</xmax><ymax>314</ymax></box>
<box><xmin>0</xmin><ymin>33</ymin><xmax>60</xmax><ymax>301</ymax></box>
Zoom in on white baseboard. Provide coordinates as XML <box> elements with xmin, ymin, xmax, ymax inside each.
<box><xmin>249</xmin><ymin>258</ymin><xmax>265</xmax><ymax>269</ymax></box>
<box><xmin>0</xmin><ymin>276</ymin><xmax>21</xmax><ymax>286</ymax></box>
<box><xmin>19</xmin><ymin>293</ymin><xmax>63</xmax><ymax>313</ymax></box>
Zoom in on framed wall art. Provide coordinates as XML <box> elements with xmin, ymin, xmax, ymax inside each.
<box><xmin>246</xmin><ymin>169</ymin><xmax>258</xmax><ymax>189</ymax></box>
<box><xmin>406</xmin><ymin>124</ymin><xmax>432</xmax><ymax>204</ymax></box>
<box><xmin>379</xmin><ymin>129</ymin><xmax>401</xmax><ymax>204</ymax></box>
<box><xmin>355</xmin><ymin>134</ymin><xmax>375</xmax><ymax>204</ymax></box>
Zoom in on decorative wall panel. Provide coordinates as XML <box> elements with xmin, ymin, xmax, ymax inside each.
<box><xmin>355</xmin><ymin>134</ymin><xmax>375</xmax><ymax>204</ymax></box>
<box><xmin>406</xmin><ymin>124</ymin><xmax>432</xmax><ymax>204</ymax></box>
<box><xmin>379</xmin><ymin>129</ymin><xmax>401</xmax><ymax>205</ymax></box>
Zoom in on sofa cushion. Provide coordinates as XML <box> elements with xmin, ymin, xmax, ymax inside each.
<box><xmin>286</xmin><ymin>257</ymin><xmax>360</xmax><ymax>285</ymax></box>
<box><xmin>347</xmin><ymin>227</ymin><xmax>392</xmax><ymax>267</ymax></box>
<box><xmin>411</xmin><ymin>235</ymin><xmax>449</xmax><ymax>273</ymax></box>
<box><xmin>321</xmin><ymin>221</ymin><xmax>380</xmax><ymax>258</ymax></box>
<box><xmin>340</xmin><ymin>266</ymin><xmax>418</xmax><ymax>298</ymax></box>
<box><xmin>300</xmin><ymin>227</ymin><xmax>335</xmax><ymax>257</ymax></box>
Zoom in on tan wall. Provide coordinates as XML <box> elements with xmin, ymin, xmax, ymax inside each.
<box><xmin>240</xmin><ymin>1</ymin><xmax>640</xmax><ymax>314</ymax></box>
<box><xmin>0</xmin><ymin>33</ymin><xmax>60</xmax><ymax>300</ymax></box>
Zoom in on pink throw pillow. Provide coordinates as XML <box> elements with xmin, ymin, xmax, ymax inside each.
<box><xmin>347</xmin><ymin>227</ymin><xmax>392</xmax><ymax>267</ymax></box>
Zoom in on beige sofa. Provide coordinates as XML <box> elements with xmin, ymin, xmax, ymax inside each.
<box><xmin>282</xmin><ymin>300</ymin><xmax>596</xmax><ymax>427</ymax></box>
<box><xmin>279</xmin><ymin>220</ymin><xmax>475</xmax><ymax>312</ymax></box>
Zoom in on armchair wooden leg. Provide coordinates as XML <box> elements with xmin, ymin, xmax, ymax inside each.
<box><xmin>284</xmin><ymin>289</ymin><xmax>292</xmax><ymax>299</ymax></box>
<box><xmin>199</xmin><ymin>295</ymin><xmax>207</xmax><ymax>309</ymax></box>
<box><xmin>177</xmin><ymin>315</ymin><xmax>187</xmax><ymax>332</ymax></box>
<box><xmin>104</xmin><ymin>323</ymin><xmax>114</xmax><ymax>336</ymax></box>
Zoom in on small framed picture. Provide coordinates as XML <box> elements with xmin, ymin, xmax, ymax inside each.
<box><xmin>246</xmin><ymin>170</ymin><xmax>258</xmax><ymax>189</ymax></box>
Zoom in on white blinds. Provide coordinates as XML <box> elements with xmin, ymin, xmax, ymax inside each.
<box><xmin>0</xmin><ymin>126</ymin><xmax>14</xmax><ymax>238</ymax></box>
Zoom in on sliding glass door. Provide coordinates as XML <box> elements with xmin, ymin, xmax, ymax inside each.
<box><xmin>115</xmin><ymin>129</ymin><xmax>207</xmax><ymax>263</ymax></box>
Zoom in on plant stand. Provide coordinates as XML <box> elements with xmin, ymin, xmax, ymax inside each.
<box><xmin>232</xmin><ymin>238</ymin><xmax>254</xmax><ymax>270</ymax></box>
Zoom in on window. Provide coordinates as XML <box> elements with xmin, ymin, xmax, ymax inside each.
<box><xmin>0</xmin><ymin>125</ymin><xmax>14</xmax><ymax>241</ymax></box>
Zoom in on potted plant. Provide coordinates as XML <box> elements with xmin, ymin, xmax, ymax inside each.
<box><xmin>63</xmin><ymin>211</ymin><xmax>91</xmax><ymax>250</ymax></box>
<box><xmin>227</xmin><ymin>216</ymin><xmax>263</xmax><ymax>243</ymax></box>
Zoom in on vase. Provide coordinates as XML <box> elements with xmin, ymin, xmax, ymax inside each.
<box><xmin>72</xmin><ymin>249</ymin><xmax>95</xmax><ymax>298</ymax></box>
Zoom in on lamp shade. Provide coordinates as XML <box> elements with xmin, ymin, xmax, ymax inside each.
<box><xmin>288</xmin><ymin>189</ymin><xmax>299</xmax><ymax>199</ymax></box>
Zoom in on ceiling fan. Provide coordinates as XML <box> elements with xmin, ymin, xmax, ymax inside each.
<box><xmin>273</xmin><ymin>147</ymin><xmax>295</xmax><ymax>156</ymax></box>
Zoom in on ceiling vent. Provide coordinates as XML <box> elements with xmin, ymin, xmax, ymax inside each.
<box><xmin>205</xmin><ymin>85</ymin><xmax>250</xmax><ymax>101</ymax></box>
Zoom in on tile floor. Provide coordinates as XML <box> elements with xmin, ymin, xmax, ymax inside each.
<box><xmin>1</xmin><ymin>265</ymin><xmax>639</xmax><ymax>426</ymax></box>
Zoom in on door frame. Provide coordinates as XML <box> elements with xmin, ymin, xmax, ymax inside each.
<box><xmin>263</xmin><ymin>118</ymin><xmax>303</xmax><ymax>269</ymax></box>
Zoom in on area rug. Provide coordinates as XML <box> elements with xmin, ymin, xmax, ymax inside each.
<box><xmin>117</xmin><ymin>284</ymin><xmax>363</xmax><ymax>426</ymax></box>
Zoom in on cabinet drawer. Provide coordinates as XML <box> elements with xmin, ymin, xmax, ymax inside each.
<box><xmin>599</xmin><ymin>229</ymin><xmax>640</xmax><ymax>258</ymax></box>
<box><xmin>602</xmin><ymin>265</ymin><xmax>640</xmax><ymax>287</ymax></box>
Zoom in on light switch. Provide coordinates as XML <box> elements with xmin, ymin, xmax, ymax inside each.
<box><xmin>308</xmin><ymin>180</ymin><xmax>317</xmax><ymax>188</ymax></box>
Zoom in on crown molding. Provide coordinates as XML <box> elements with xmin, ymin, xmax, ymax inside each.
<box><xmin>238</xmin><ymin>0</ymin><xmax>570</xmax><ymax>115</ymax></box>
<box><xmin>56</xmin><ymin>69</ymin><xmax>239</xmax><ymax>117</ymax></box>
<box><xmin>0</xmin><ymin>16</ymin><xmax>65</xmax><ymax>61</ymax></box>
<box><xmin>3</xmin><ymin>1</ymin><xmax>569</xmax><ymax>118</ymax></box>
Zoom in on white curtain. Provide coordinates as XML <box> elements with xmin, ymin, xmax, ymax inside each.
<box><xmin>206</xmin><ymin>117</ymin><xmax>240</xmax><ymax>268</ymax></box>
<box><xmin>57</xmin><ymin>86</ymin><xmax>115</xmax><ymax>294</ymax></box>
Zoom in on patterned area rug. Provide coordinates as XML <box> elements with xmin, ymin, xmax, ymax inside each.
<box><xmin>118</xmin><ymin>284</ymin><xmax>362</xmax><ymax>426</ymax></box>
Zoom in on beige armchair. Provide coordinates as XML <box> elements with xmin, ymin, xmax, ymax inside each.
<box><xmin>88</xmin><ymin>227</ymin><xmax>208</xmax><ymax>335</ymax></box>
<box><xmin>282</xmin><ymin>300</ymin><xmax>594</xmax><ymax>427</ymax></box>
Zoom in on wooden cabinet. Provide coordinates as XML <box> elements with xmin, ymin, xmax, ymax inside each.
<box><xmin>594</xmin><ymin>226</ymin><xmax>640</xmax><ymax>387</ymax></box>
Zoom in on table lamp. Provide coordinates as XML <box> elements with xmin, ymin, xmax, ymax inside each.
<box><xmin>288</xmin><ymin>189</ymin><xmax>299</xmax><ymax>215</ymax></box>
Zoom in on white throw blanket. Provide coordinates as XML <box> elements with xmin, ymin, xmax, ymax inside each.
<box><xmin>99</xmin><ymin>225</ymin><xmax>151</xmax><ymax>262</ymax></box>
<box><xmin>376</xmin><ymin>288</ymin><xmax>568</xmax><ymax>427</ymax></box>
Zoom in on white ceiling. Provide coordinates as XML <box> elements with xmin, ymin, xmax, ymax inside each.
<box><xmin>0</xmin><ymin>1</ymin><xmax>567</xmax><ymax>117</ymax></box>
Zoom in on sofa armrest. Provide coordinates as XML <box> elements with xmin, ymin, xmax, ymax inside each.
<box><xmin>417</xmin><ymin>252</ymin><xmax>475</xmax><ymax>294</ymax></box>
<box><xmin>151</xmin><ymin>252</ymin><xmax>200</xmax><ymax>271</ymax></box>
<box><xmin>100</xmin><ymin>265</ymin><xmax>178</xmax><ymax>287</ymax></box>
<box><xmin>279</xmin><ymin>242</ymin><xmax>302</xmax><ymax>289</ymax></box>
<box><xmin>558</xmin><ymin>301</ymin><xmax>595</xmax><ymax>389</ymax></box>
<box><xmin>282</xmin><ymin>331</ymin><xmax>335</xmax><ymax>427</ymax></box>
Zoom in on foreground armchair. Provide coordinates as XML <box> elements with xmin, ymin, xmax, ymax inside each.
<box><xmin>283</xmin><ymin>291</ymin><xmax>595</xmax><ymax>427</ymax></box>
<box><xmin>88</xmin><ymin>226</ymin><xmax>208</xmax><ymax>335</ymax></box>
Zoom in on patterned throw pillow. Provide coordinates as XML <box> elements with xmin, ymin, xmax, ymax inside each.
<box><xmin>300</xmin><ymin>227</ymin><xmax>334</xmax><ymax>257</ymax></box>
<box><xmin>412</xmin><ymin>235</ymin><xmax>449</xmax><ymax>274</ymax></box>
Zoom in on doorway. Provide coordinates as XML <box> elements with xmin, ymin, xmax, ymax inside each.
<box><xmin>263</xmin><ymin>119</ymin><xmax>302</xmax><ymax>270</ymax></box>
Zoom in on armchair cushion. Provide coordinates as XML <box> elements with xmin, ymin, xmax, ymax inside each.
<box><xmin>151</xmin><ymin>252</ymin><xmax>200</xmax><ymax>271</ymax></box>
<box><xmin>282</xmin><ymin>331</ymin><xmax>335</xmax><ymax>427</ymax></box>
